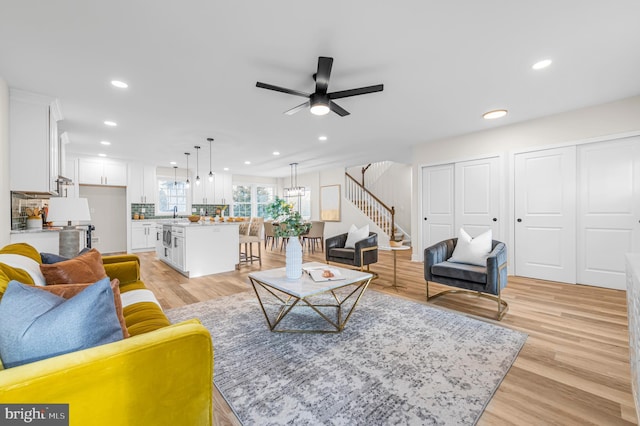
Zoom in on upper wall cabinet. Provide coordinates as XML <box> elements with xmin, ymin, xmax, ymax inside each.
<box><xmin>9</xmin><ymin>89</ymin><xmax>63</xmax><ymax>194</ymax></box>
<box><xmin>215</xmin><ymin>172</ymin><xmax>233</xmax><ymax>204</ymax></box>
<box><xmin>129</xmin><ymin>164</ymin><xmax>157</xmax><ymax>204</ymax></box>
<box><xmin>78</xmin><ymin>158</ymin><xmax>127</xmax><ymax>186</ymax></box>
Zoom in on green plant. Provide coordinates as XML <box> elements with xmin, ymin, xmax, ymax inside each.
<box><xmin>266</xmin><ymin>197</ymin><xmax>309</xmax><ymax>237</ymax></box>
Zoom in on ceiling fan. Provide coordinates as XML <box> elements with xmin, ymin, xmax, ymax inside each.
<box><xmin>256</xmin><ymin>56</ymin><xmax>383</xmax><ymax>117</ymax></box>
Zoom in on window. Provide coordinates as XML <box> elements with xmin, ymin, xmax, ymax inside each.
<box><xmin>232</xmin><ymin>184</ymin><xmax>252</xmax><ymax>217</ymax></box>
<box><xmin>157</xmin><ymin>177</ymin><xmax>189</xmax><ymax>215</ymax></box>
<box><xmin>256</xmin><ymin>186</ymin><xmax>275</xmax><ymax>217</ymax></box>
<box><xmin>233</xmin><ymin>184</ymin><xmax>276</xmax><ymax>217</ymax></box>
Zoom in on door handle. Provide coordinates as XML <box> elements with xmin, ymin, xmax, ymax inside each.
<box><xmin>424</xmin><ymin>217</ymin><xmax>428</xmax><ymax>221</ymax></box>
<box><xmin>492</xmin><ymin>218</ymin><xmax>497</xmax><ymax>222</ymax></box>
<box><xmin>517</xmin><ymin>218</ymin><xmax>522</xmax><ymax>222</ymax></box>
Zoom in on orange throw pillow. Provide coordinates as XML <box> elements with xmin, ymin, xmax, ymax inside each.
<box><xmin>38</xmin><ymin>279</ymin><xmax>129</xmax><ymax>338</ymax></box>
<box><xmin>40</xmin><ymin>249</ymin><xmax>107</xmax><ymax>285</ymax></box>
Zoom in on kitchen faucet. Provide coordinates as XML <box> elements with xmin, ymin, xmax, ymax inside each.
<box><xmin>173</xmin><ymin>205</ymin><xmax>178</xmax><ymax>219</ymax></box>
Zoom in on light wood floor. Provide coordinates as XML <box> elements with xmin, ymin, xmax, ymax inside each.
<box><xmin>137</xmin><ymin>245</ymin><xmax>637</xmax><ymax>425</ymax></box>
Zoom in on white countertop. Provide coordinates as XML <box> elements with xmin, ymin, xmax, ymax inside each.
<box><xmin>170</xmin><ymin>221</ymin><xmax>240</xmax><ymax>228</ymax></box>
<box><xmin>11</xmin><ymin>227</ymin><xmax>64</xmax><ymax>234</ymax></box>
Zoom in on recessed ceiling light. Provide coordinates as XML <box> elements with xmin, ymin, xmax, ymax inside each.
<box><xmin>104</xmin><ymin>120</ymin><xmax>117</xmax><ymax>127</ymax></box>
<box><xmin>273</xmin><ymin>151</ymin><xmax>280</xmax><ymax>156</ymax></box>
<box><xmin>532</xmin><ymin>59</ymin><xmax>552</xmax><ymax>70</ymax></box>
<box><xmin>100</xmin><ymin>141</ymin><xmax>111</xmax><ymax>146</ymax></box>
<box><xmin>318</xmin><ymin>136</ymin><xmax>328</xmax><ymax>141</ymax></box>
<box><xmin>111</xmin><ymin>80</ymin><xmax>128</xmax><ymax>89</ymax></box>
<box><xmin>98</xmin><ymin>153</ymin><xmax>107</xmax><ymax>157</ymax></box>
<box><xmin>244</xmin><ymin>161</ymin><xmax>251</xmax><ymax>165</ymax></box>
<box><xmin>223</xmin><ymin>167</ymin><xmax>229</xmax><ymax>171</ymax></box>
<box><xmin>483</xmin><ymin>109</ymin><xmax>508</xmax><ymax>120</ymax></box>
<box><xmin>170</xmin><ymin>161</ymin><xmax>177</xmax><ymax>165</ymax></box>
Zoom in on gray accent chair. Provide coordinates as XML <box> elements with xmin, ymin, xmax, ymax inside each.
<box><xmin>424</xmin><ymin>238</ymin><xmax>508</xmax><ymax>320</ymax></box>
<box><xmin>326</xmin><ymin>232</ymin><xmax>378</xmax><ymax>271</ymax></box>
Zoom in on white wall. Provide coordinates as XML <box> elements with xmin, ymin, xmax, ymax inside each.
<box><xmin>0</xmin><ymin>77</ymin><xmax>9</xmax><ymax>246</ymax></box>
<box><xmin>79</xmin><ymin>185</ymin><xmax>127</xmax><ymax>254</ymax></box>
<box><xmin>411</xmin><ymin>95</ymin><xmax>640</xmax><ymax>261</ymax></box>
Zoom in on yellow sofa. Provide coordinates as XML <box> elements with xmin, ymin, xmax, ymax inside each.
<box><xmin>0</xmin><ymin>243</ymin><xmax>213</xmax><ymax>426</ymax></box>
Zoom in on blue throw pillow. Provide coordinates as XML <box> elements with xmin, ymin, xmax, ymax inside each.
<box><xmin>40</xmin><ymin>248</ymin><xmax>91</xmax><ymax>264</ymax></box>
<box><xmin>0</xmin><ymin>277</ymin><xmax>123</xmax><ymax>368</ymax></box>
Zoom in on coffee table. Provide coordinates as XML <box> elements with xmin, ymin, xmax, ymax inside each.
<box><xmin>248</xmin><ymin>262</ymin><xmax>373</xmax><ymax>333</ymax></box>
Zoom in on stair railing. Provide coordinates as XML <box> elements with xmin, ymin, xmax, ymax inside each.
<box><xmin>345</xmin><ymin>172</ymin><xmax>395</xmax><ymax>240</ymax></box>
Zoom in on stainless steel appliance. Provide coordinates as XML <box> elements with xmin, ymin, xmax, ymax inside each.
<box><xmin>162</xmin><ymin>224</ymin><xmax>172</xmax><ymax>247</ymax></box>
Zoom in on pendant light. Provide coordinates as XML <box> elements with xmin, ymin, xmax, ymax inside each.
<box><xmin>173</xmin><ymin>166</ymin><xmax>178</xmax><ymax>187</ymax></box>
<box><xmin>194</xmin><ymin>145</ymin><xmax>201</xmax><ymax>186</ymax></box>
<box><xmin>284</xmin><ymin>163</ymin><xmax>305</xmax><ymax>197</ymax></box>
<box><xmin>184</xmin><ymin>152</ymin><xmax>191</xmax><ymax>189</ymax></box>
<box><xmin>207</xmin><ymin>138</ymin><xmax>214</xmax><ymax>182</ymax></box>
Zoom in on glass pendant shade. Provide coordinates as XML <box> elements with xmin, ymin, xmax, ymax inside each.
<box><xmin>194</xmin><ymin>145</ymin><xmax>201</xmax><ymax>185</ymax></box>
<box><xmin>207</xmin><ymin>138</ymin><xmax>215</xmax><ymax>182</ymax></box>
<box><xmin>185</xmin><ymin>152</ymin><xmax>191</xmax><ymax>188</ymax></box>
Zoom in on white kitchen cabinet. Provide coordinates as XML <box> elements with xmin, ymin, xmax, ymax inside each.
<box><xmin>192</xmin><ymin>172</ymin><xmax>231</xmax><ymax>205</ymax></box>
<box><xmin>131</xmin><ymin>221</ymin><xmax>155</xmax><ymax>250</ymax></box>
<box><xmin>192</xmin><ymin>178</ymin><xmax>215</xmax><ymax>205</ymax></box>
<box><xmin>171</xmin><ymin>226</ymin><xmax>185</xmax><ymax>271</ymax></box>
<box><xmin>155</xmin><ymin>224</ymin><xmax>164</xmax><ymax>258</ymax></box>
<box><xmin>9</xmin><ymin>89</ymin><xmax>63</xmax><ymax>193</ymax></box>
<box><xmin>129</xmin><ymin>164</ymin><xmax>157</xmax><ymax>203</ymax></box>
<box><xmin>79</xmin><ymin>158</ymin><xmax>127</xmax><ymax>186</ymax></box>
<box><xmin>10</xmin><ymin>231</ymin><xmax>60</xmax><ymax>254</ymax></box>
<box><xmin>214</xmin><ymin>172</ymin><xmax>233</xmax><ymax>204</ymax></box>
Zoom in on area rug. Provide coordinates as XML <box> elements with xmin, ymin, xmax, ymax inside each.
<box><xmin>166</xmin><ymin>289</ymin><xmax>527</xmax><ymax>425</ymax></box>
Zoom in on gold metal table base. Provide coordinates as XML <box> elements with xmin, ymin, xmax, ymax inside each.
<box><xmin>376</xmin><ymin>247</ymin><xmax>407</xmax><ymax>291</ymax></box>
<box><xmin>249</xmin><ymin>276</ymin><xmax>373</xmax><ymax>333</ymax></box>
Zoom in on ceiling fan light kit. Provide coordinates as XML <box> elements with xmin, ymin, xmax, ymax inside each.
<box><xmin>310</xmin><ymin>94</ymin><xmax>330</xmax><ymax>116</ymax></box>
<box><xmin>256</xmin><ymin>56</ymin><xmax>383</xmax><ymax>117</ymax></box>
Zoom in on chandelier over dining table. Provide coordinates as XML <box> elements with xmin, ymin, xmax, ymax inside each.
<box><xmin>284</xmin><ymin>163</ymin><xmax>305</xmax><ymax>197</ymax></box>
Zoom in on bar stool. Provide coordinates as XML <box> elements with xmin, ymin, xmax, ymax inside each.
<box><xmin>239</xmin><ymin>218</ymin><xmax>263</xmax><ymax>266</ymax></box>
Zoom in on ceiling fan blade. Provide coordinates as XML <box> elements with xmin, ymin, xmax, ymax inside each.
<box><xmin>328</xmin><ymin>84</ymin><xmax>384</xmax><ymax>100</ymax></box>
<box><xmin>330</xmin><ymin>101</ymin><xmax>350</xmax><ymax>117</ymax></box>
<box><xmin>256</xmin><ymin>82</ymin><xmax>310</xmax><ymax>98</ymax></box>
<box><xmin>284</xmin><ymin>101</ymin><xmax>310</xmax><ymax>115</ymax></box>
<box><xmin>315</xmin><ymin>57</ymin><xmax>333</xmax><ymax>94</ymax></box>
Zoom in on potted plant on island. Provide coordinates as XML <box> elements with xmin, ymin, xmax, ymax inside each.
<box><xmin>266</xmin><ymin>197</ymin><xmax>309</xmax><ymax>279</ymax></box>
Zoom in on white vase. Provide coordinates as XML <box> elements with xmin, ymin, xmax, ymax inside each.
<box><xmin>286</xmin><ymin>236</ymin><xmax>303</xmax><ymax>279</ymax></box>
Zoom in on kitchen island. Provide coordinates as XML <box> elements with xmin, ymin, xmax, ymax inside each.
<box><xmin>158</xmin><ymin>221</ymin><xmax>240</xmax><ymax>278</ymax></box>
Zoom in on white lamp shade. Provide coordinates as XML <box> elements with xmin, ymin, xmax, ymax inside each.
<box><xmin>47</xmin><ymin>197</ymin><xmax>92</xmax><ymax>225</ymax></box>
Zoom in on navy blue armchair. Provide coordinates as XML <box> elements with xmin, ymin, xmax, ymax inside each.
<box><xmin>424</xmin><ymin>238</ymin><xmax>508</xmax><ymax>320</ymax></box>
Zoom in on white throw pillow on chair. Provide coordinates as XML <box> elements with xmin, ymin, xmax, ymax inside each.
<box><xmin>344</xmin><ymin>224</ymin><xmax>370</xmax><ymax>249</ymax></box>
<box><xmin>448</xmin><ymin>228</ymin><xmax>492</xmax><ymax>266</ymax></box>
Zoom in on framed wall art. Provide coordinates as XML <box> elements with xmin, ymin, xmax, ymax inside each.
<box><xmin>320</xmin><ymin>184</ymin><xmax>341</xmax><ymax>221</ymax></box>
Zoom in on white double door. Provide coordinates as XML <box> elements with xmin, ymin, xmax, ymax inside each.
<box><xmin>421</xmin><ymin>157</ymin><xmax>501</xmax><ymax>253</ymax></box>
<box><xmin>514</xmin><ymin>137</ymin><xmax>640</xmax><ymax>289</ymax></box>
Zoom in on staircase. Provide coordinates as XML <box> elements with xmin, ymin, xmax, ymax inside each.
<box><xmin>345</xmin><ymin>172</ymin><xmax>407</xmax><ymax>245</ymax></box>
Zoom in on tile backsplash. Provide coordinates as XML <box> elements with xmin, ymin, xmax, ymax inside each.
<box><xmin>130</xmin><ymin>203</ymin><xmax>155</xmax><ymax>219</ymax></box>
<box><xmin>11</xmin><ymin>192</ymin><xmax>49</xmax><ymax>230</ymax></box>
<box><xmin>130</xmin><ymin>203</ymin><xmax>229</xmax><ymax>219</ymax></box>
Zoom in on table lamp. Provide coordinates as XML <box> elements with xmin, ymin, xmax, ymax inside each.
<box><xmin>47</xmin><ymin>197</ymin><xmax>92</xmax><ymax>258</ymax></box>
